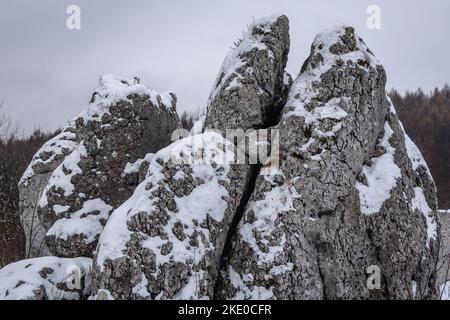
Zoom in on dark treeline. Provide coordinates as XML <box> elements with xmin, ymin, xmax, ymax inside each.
<box><xmin>389</xmin><ymin>85</ymin><xmax>450</xmax><ymax>209</ymax></box>
<box><xmin>0</xmin><ymin>87</ymin><xmax>449</xmax><ymax>266</ymax></box>
<box><xmin>0</xmin><ymin>123</ymin><xmax>58</xmax><ymax>266</ymax></box>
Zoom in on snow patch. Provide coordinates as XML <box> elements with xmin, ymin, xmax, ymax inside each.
<box><xmin>77</xmin><ymin>75</ymin><xmax>175</xmax><ymax>124</ymax></box>
<box><xmin>228</xmin><ymin>266</ymin><xmax>274</xmax><ymax>300</ymax></box>
<box><xmin>46</xmin><ymin>198</ymin><xmax>113</xmax><ymax>244</ymax></box>
<box><xmin>38</xmin><ymin>143</ymin><xmax>87</xmax><ymax>208</ymax></box>
<box><xmin>96</xmin><ymin>131</ymin><xmax>235</xmax><ymax>291</ymax></box>
<box><xmin>207</xmin><ymin>15</ymin><xmax>283</xmax><ymax>106</ymax></box>
<box><xmin>239</xmin><ymin>181</ymin><xmax>299</xmax><ymax>267</ymax></box>
<box><xmin>19</xmin><ymin>131</ymin><xmax>78</xmax><ymax>186</ymax></box>
<box><xmin>356</xmin><ymin>122</ymin><xmax>401</xmax><ymax>215</ymax></box>
<box><xmin>411</xmin><ymin>187</ymin><xmax>437</xmax><ymax>246</ymax></box>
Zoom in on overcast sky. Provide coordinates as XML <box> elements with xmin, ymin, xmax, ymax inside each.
<box><xmin>1</xmin><ymin>0</ymin><xmax>449</xmax><ymax>135</ymax></box>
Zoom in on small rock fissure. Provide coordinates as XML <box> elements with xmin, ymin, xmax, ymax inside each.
<box><xmin>213</xmin><ymin>88</ymin><xmax>287</xmax><ymax>298</ymax></box>
<box><xmin>213</xmin><ymin>162</ymin><xmax>262</xmax><ymax>299</ymax></box>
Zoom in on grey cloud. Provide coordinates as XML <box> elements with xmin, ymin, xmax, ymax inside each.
<box><xmin>1</xmin><ymin>0</ymin><xmax>449</xmax><ymax>135</ymax></box>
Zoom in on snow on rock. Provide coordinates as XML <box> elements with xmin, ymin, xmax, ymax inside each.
<box><xmin>93</xmin><ymin>131</ymin><xmax>250</xmax><ymax>299</ymax></box>
<box><xmin>205</xmin><ymin>14</ymin><xmax>290</xmax><ymax>135</ymax></box>
<box><xmin>189</xmin><ymin>114</ymin><xmax>206</xmax><ymax>136</ymax></box>
<box><xmin>411</xmin><ymin>187</ymin><xmax>438</xmax><ymax>246</ymax></box>
<box><xmin>46</xmin><ymin>198</ymin><xmax>113</xmax><ymax>247</ymax></box>
<box><xmin>78</xmin><ymin>74</ymin><xmax>176</xmax><ymax>123</ymax></box>
<box><xmin>356</xmin><ymin>121</ymin><xmax>401</xmax><ymax>215</ymax></box>
<box><xmin>0</xmin><ymin>257</ymin><xmax>92</xmax><ymax>300</ymax></box>
<box><xmin>20</xmin><ymin>131</ymin><xmax>78</xmax><ymax>186</ymax></box>
<box><xmin>219</xmin><ymin>25</ymin><xmax>440</xmax><ymax>300</ymax></box>
<box><xmin>19</xmin><ymin>129</ymin><xmax>80</xmax><ymax>258</ymax></box>
<box><xmin>13</xmin><ymin>18</ymin><xmax>442</xmax><ymax>301</ymax></box>
<box><xmin>92</xmin><ymin>14</ymin><xmax>291</xmax><ymax>298</ymax></box>
<box><xmin>22</xmin><ymin>74</ymin><xmax>180</xmax><ymax>258</ymax></box>
<box><xmin>438</xmin><ymin>209</ymin><xmax>450</xmax><ymax>293</ymax></box>
<box><xmin>440</xmin><ymin>281</ymin><xmax>450</xmax><ymax>300</ymax></box>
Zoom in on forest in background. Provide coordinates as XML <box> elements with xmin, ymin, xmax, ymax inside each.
<box><xmin>0</xmin><ymin>86</ymin><xmax>449</xmax><ymax>267</ymax></box>
<box><xmin>390</xmin><ymin>85</ymin><xmax>450</xmax><ymax>209</ymax></box>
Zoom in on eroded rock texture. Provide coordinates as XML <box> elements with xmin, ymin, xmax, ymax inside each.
<box><xmin>20</xmin><ymin>130</ymin><xmax>79</xmax><ymax>258</ymax></box>
<box><xmin>20</xmin><ymin>75</ymin><xmax>179</xmax><ymax>258</ymax></box>
<box><xmin>438</xmin><ymin>210</ymin><xmax>450</xmax><ymax>296</ymax></box>
<box><xmin>205</xmin><ymin>14</ymin><xmax>290</xmax><ymax>133</ymax></box>
<box><xmin>8</xmin><ymin>17</ymin><xmax>441</xmax><ymax>301</ymax></box>
<box><xmin>92</xmin><ymin>15</ymin><xmax>291</xmax><ymax>300</ymax></box>
<box><xmin>0</xmin><ymin>256</ymin><xmax>92</xmax><ymax>300</ymax></box>
<box><xmin>219</xmin><ymin>26</ymin><xmax>440</xmax><ymax>300</ymax></box>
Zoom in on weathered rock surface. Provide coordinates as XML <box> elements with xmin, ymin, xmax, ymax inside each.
<box><xmin>9</xmin><ymin>17</ymin><xmax>442</xmax><ymax>301</ymax></box>
<box><xmin>219</xmin><ymin>26</ymin><xmax>440</xmax><ymax>300</ymax></box>
<box><xmin>21</xmin><ymin>75</ymin><xmax>180</xmax><ymax>258</ymax></box>
<box><xmin>0</xmin><ymin>256</ymin><xmax>92</xmax><ymax>300</ymax></box>
<box><xmin>92</xmin><ymin>133</ymin><xmax>249</xmax><ymax>299</ymax></box>
<box><xmin>92</xmin><ymin>15</ymin><xmax>291</xmax><ymax>300</ymax></box>
<box><xmin>438</xmin><ymin>210</ymin><xmax>450</xmax><ymax>298</ymax></box>
<box><xmin>205</xmin><ymin>14</ymin><xmax>290</xmax><ymax>133</ymax></box>
<box><xmin>20</xmin><ymin>129</ymin><xmax>79</xmax><ymax>258</ymax></box>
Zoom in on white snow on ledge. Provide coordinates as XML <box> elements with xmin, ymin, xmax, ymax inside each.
<box><xmin>38</xmin><ymin>142</ymin><xmax>87</xmax><ymax>208</ymax></box>
<box><xmin>46</xmin><ymin>198</ymin><xmax>113</xmax><ymax>244</ymax></box>
<box><xmin>356</xmin><ymin>121</ymin><xmax>401</xmax><ymax>215</ymax></box>
<box><xmin>411</xmin><ymin>187</ymin><xmax>437</xmax><ymax>246</ymax></box>
<box><xmin>0</xmin><ymin>257</ymin><xmax>92</xmax><ymax>300</ymax></box>
<box><xmin>441</xmin><ymin>281</ymin><xmax>450</xmax><ymax>300</ymax></box>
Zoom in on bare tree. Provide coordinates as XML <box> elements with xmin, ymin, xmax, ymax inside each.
<box><xmin>0</xmin><ymin>101</ymin><xmax>19</xmax><ymax>142</ymax></box>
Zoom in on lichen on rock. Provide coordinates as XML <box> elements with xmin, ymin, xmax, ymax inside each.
<box><xmin>219</xmin><ymin>25</ymin><xmax>440</xmax><ymax>300</ymax></box>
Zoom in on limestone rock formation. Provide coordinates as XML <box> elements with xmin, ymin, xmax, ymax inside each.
<box><xmin>0</xmin><ymin>256</ymin><xmax>92</xmax><ymax>300</ymax></box>
<box><xmin>20</xmin><ymin>75</ymin><xmax>180</xmax><ymax>258</ymax></box>
<box><xmin>4</xmin><ymin>16</ymin><xmax>441</xmax><ymax>301</ymax></box>
<box><xmin>205</xmin><ymin>14</ymin><xmax>290</xmax><ymax>133</ymax></box>
<box><xmin>20</xmin><ymin>129</ymin><xmax>79</xmax><ymax>258</ymax></box>
<box><xmin>92</xmin><ymin>15</ymin><xmax>291</xmax><ymax>300</ymax></box>
<box><xmin>218</xmin><ymin>26</ymin><xmax>440</xmax><ymax>300</ymax></box>
<box><xmin>438</xmin><ymin>210</ymin><xmax>450</xmax><ymax>298</ymax></box>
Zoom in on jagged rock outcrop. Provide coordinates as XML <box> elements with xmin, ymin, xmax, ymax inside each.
<box><xmin>218</xmin><ymin>26</ymin><xmax>440</xmax><ymax>300</ymax></box>
<box><xmin>20</xmin><ymin>130</ymin><xmax>79</xmax><ymax>258</ymax></box>
<box><xmin>20</xmin><ymin>75</ymin><xmax>180</xmax><ymax>258</ymax></box>
<box><xmin>91</xmin><ymin>15</ymin><xmax>291</xmax><ymax>300</ymax></box>
<box><xmin>0</xmin><ymin>256</ymin><xmax>92</xmax><ymax>300</ymax></box>
<box><xmin>6</xmin><ymin>16</ymin><xmax>441</xmax><ymax>301</ymax></box>
<box><xmin>205</xmin><ymin>15</ymin><xmax>291</xmax><ymax>133</ymax></box>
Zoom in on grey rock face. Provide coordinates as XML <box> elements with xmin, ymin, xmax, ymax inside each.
<box><xmin>92</xmin><ymin>15</ymin><xmax>291</xmax><ymax>300</ymax></box>
<box><xmin>19</xmin><ymin>128</ymin><xmax>79</xmax><ymax>258</ymax></box>
<box><xmin>219</xmin><ymin>26</ymin><xmax>440</xmax><ymax>300</ymax></box>
<box><xmin>0</xmin><ymin>256</ymin><xmax>92</xmax><ymax>300</ymax></box>
<box><xmin>205</xmin><ymin>15</ymin><xmax>290</xmax><ymax>134</ymax></box>
<box><xmin>93</xmin><ymin>133</ymin><xmax>251</xmax><ymax>299</ymax></box>
<box><xmin>22</xmin><ymin>75</ymin><xmax>179</xmax><ymax>258</ymax></box>
<box><xmin>438</xmin><ymin>210</ymin><xmax>450</xmax><ymax>295</ymax></box>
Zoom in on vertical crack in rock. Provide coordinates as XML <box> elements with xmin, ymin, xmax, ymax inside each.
<box><xmin>220</xmin><ymin>26</ymin><xmax>440</xmax><ymax>300</ymax></box>
<box><xmin>91</xmin><ymin>14</ymin><xmax>291</xmax><ymax>300</ymax></box>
